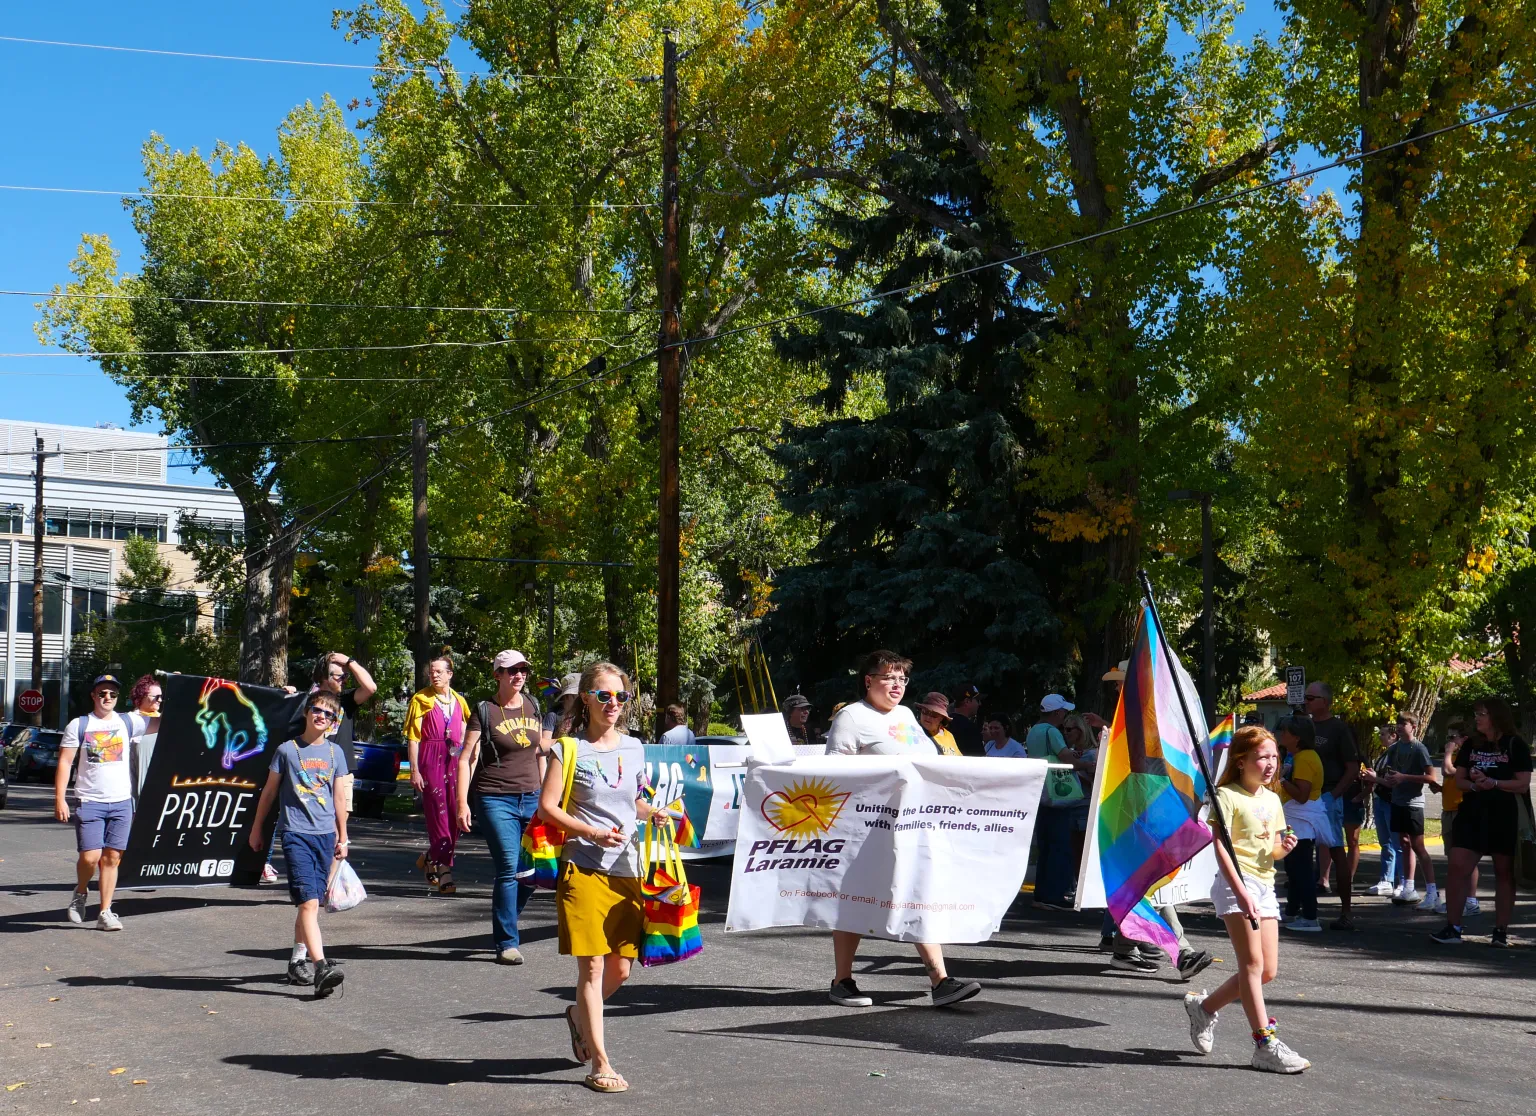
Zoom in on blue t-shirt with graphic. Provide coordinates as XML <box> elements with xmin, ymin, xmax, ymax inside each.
<box><xmin>270</xmin><ymin>738</ymin><xmax>349</xmax><ymax>836</ymax></box>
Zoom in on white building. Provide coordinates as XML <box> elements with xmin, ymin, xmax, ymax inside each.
<box><xmin>0</xmin><ymin>421</ymin><xmax>246</xmax><ymax>726</ymax></box>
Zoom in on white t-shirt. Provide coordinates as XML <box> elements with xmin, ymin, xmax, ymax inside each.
<box><xmin>984</xmin><ymin>737</ymin><xmax>1027</xmax><ymax>758</ymax></box>
<box><xmin>826</xmin><ymin>701</ymin><xmax>937</xmax><ymax>757</ymax></box>
<box><xmin>63</xmin><ymin>711</ymin><xmax>145</xmax><ymax>804</ymax></box>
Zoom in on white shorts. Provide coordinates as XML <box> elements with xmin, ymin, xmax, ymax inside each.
<box><xmin>1210</xmin><ymin>872</ymin><xmax>1281</xmax><ymax>920</ymax></box>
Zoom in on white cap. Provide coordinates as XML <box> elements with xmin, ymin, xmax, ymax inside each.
<box><xmin>558</xmin><ymin>671</ymin><xmax>581</xmax><ymax>697</ymax></box>
<box><xmin>1041</xmin><ymin>693</ymin><xmax>1075</xmax><ymax>713</ymax></box>
<box><xmin>493</xmin><ymin>649</ymin><xmax>530</xmax><ymax>670</ymax></box>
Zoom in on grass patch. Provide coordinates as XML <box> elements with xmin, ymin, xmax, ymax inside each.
<box><xmin>1357</xmin><ymin>816</ymin><xmax>1442</xmax><ymax>847</ymax></box>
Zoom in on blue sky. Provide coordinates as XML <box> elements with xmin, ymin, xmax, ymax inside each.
<box><xmin>1</xmin><ymin>2</ymin><xmax>1306</xmax><ymax>450</ymax></box>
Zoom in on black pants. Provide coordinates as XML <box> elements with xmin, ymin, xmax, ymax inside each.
<box><xmin>1284</xmin><ymin>838</ymin><xmax>1318</xmax><ymax>920</ymax></box>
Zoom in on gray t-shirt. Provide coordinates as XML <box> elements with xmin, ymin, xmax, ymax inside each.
<box><xmin>561</xmin><ymin>735</ymin><xmax>648</xmax><ymax>877</ymax></box>
<box><xmin>270</xmin><ymin>738</ymin><xmax>349</xmax><ymax>836</ymax></box>
<box><xmin>1311</xmin><ymin>717</ymin><xmax>1358</xmax><ymax>792</ymax></box>
<box><xmin>1386</xmin><ymin>738</ymin><xmax>1433</xmax><ymax>807</ymax></box>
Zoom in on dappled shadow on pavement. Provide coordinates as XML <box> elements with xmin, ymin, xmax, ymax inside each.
<box><xmin>59</xmin><ymin>972</ymin><xmax>295</xmax><ymax>998</ymax></box>
<box><xmin>225</xmin><ymin>1048</ymin><xmax>580</xmax><ymax>1085</ymax></box>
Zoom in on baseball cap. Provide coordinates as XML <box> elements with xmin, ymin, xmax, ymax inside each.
<box><xmin>493</xmin><ymin>649</ymin><xmax>531</xmax><ymax>670</ymax></box>
<box><xmin>1040</xmin><ymin>693</ymin><xmax>1075</xmax><ymax>713</ymax></box>
<box><xmin>92</xmin><ymin>673</ymin><xmax>122</xmax><ymax>691</ymax></box>
<box><xmin>955</xmin><ymin>683</ymin><xmax>984</xmax><ymax>700</ymax></box>
<box><xmin>782</xmin><ymin>694</ymin><xmax>811</xmax><ymax>711</ymax></box>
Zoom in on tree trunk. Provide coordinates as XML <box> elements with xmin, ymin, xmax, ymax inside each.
<box><xmin>603</xmin><ymin>566</ymin><xmax>629</xmax><ymax>670</ymax></box>
<box><xmin>237</xmin><ymin>497</ymin><xmax>295</xmax><ymax>687</ymax></box>
<box><xmin>1401</xmin><ymin>676</ymin><xmax>1441</xmax><ymax>741</ymax></box>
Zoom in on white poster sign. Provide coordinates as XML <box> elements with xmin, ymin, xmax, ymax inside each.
<box><xmin>726</xmin><ymin>754</ymin><xmax>1047</xmax><ymax>943</ymax></box>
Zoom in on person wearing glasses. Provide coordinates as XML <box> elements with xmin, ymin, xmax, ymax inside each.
<box><xmin>456</xmin><ymin>650</ymin><xmax>547</xmax><ymax>964</ymax></box>
<box><xmin>55</xmin><ymin>673</ymin><xmax>149</xmax><ymax>931</ymax></box>
<box><xmin>127</xmin><ymin>674</ymin><xmax>163</xmax><ymax>804</ymax></box>
<box><xmin>823</xmin><ymin>649</ymin><xmax>982</xmax><ymax>1010</ymax></box>
<box><xmin>404</xmin><ymin>654</ymin><xmax>472</xmax><ymax>895</ymax></box>
<box><xmin>265</xmin><ymin>653</ymin><xmax>376</xmax><ymax>885</ymax></box>
<box><xmin>1302</xmin><ymin>682</ymin><xmax>1359</xmax><ymax>931</ymax></box>
<box><xmin>248</xmin><ymin>689</ymin><xmax>350</xmax><ymax>998</ymax></box>
<box><xmin>539</xmin><ymin>661</ymin><xmax>658</xmax><ymax>1094</ymax></box>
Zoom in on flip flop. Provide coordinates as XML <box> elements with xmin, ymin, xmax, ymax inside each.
<box><xmin>583</xmin><ymin>1071</ymin><xmax>628</xmax><ymax>1093</ymax></box>
<box><xmin>565</xmin><ymin>1006</ymin><xmax>589</xmax><ymax>1063</ymax></box>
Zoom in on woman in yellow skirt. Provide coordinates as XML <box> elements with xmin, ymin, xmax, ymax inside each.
<box><xmin>539</xmin><ymin>661</ymin><xmax>658</xmax><ymax>1094</ymax></box>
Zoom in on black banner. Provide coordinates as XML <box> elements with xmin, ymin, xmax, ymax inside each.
<box><xmin>119</xmin><ymin>673</ymin><xmax>294</xmax><ymax>888</ymax></box>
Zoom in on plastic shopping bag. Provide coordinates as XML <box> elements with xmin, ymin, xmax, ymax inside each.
<box><xmin>325</xmin><ymin>860</ymin><xmax>367</xmax><ymax>912</ymax></box>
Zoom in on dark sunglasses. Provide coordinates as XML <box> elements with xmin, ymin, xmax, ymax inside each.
<box><xmin>146</xmin><ymin>694</ymin><xmax>163</xmax><ymax>703</ymax></box>
<box><xmin>500</xmin><ymin>664</ymin><xmax>531</xmax><ymax>675</ymax></box>
<box><xmin>307</xmin><ymin>707</ymin><xmax>338</xmax><ymax>722</ymax></box>
<box><xmin>587</xmin><ymin>689</ymin><xmax>631</xmax><ymax>705</ymax></box>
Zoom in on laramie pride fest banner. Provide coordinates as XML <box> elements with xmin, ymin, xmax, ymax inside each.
<box><xmin>725</xmin><ymin>755</ymin><xmax>1048</xmax><ymax>943</ymax></box>
<box><xmin>119</xmin><ymin>674</ymin><xmax>294</xmax><ymax>889</ymax></box>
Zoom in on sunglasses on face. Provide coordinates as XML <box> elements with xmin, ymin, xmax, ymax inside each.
<box><xmin>587</xmin><ymin>689</ymin><xmax>631</xmax><ymax>705</ymax></box>
<box><xmin>147</xmin><ymin>695</ymin><xmax>163</xmax><ymax>704</ymax></box>
<box><xmin>95</xmin><ymin>690</ymin><xmax>119</xmax><ymax>700</ymax></box>
<box><xmin>499</xmin><ymin>665</ymin><xmax>531</xmax><ymax>675</ymax></box>
<box><xmin>308</xmin><ymin>708</ymin><xmax>338</xmax><ymax>723</ymax></box>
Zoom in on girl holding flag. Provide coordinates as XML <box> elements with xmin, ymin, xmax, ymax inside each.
<box><xmin>1183</xmin><ymin>725</ymin><xmax>1310</xmax><ymax>1074</ymax></box>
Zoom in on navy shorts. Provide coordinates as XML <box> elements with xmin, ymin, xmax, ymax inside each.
<box><xmin>282</xmin><ymin>830</ymin><xmax>336</xmax><ymax>905</ymax></box>
<box><xmin>75</xmin><ymin>799</ymin><xmax>133</xmax><ymax>852</ymax></box>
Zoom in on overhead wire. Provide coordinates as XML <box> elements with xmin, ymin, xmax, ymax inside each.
<box><xmin>1</xmin><ymin>289</ymin><xmax>644</xmax><ymax>315</ymax></box>
<box><xmin>0</xmin><ymin>184</ymin><xmax>652</xmax><ymax>209</ymax></box>
<box><xmin>0</xmin><ymin>333</ymin><xmax>631</xmax><ymax>360</ymax></box>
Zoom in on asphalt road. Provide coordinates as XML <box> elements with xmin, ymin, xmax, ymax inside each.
<box><xmin>2</xmin><ymin>780</ymin><xmax>1533</xmax><ymax>1115</ymax></box>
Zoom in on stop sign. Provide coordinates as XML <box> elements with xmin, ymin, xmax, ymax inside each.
<box><xmin>17</xmin><ymin>689</ymin><xmax>43</xmax><ymax>715</ymax></box>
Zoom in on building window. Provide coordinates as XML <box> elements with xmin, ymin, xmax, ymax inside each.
<box><xmin>14</xmin><ymin>583</ymin><xmax>64</xmax><ymax>636</ymax></box>
<box><xmin>212</xmin><ymin>600</ymin><xmax>234</xmax><ymax>634</ymax></box>
<box><xmin>36</xmin><ymin>507</ymin><xmax>168</xmax><ymax>544</ymax></box>
<box><xmin>1</xmin><ymin>504</ymin><xmax>23</xmax><ymax>534</ymax></box>
<box><xmin>70</xmin><ymin>586</ymin><xmax>109</xmax><ymax>631</ymax></box>
<box><xmin>180</xmin><ymin>515</ymin><xmax>244</xmax><ymax>547</ymax></box>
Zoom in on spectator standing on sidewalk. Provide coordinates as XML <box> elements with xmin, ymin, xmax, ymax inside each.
<box><xmin>1277</xmin><ymin>716</ymin><xmax>1330</xmax><ymax>932</ymax></box>
<box><xmin>1370</xmin><ymin>712</ymin><xmax>1437</xmax><ymax>911</ymax></box>
<box><xmin>1026</xmin><ymin>694</ymin><xmax>1087</xmax><ymax>911</ymax></box>
<box><xmin>1365</xmin><ymin>725</ymin><xmax>1403</xmax><ymax>898</ymax></box>
<box><xmin>1304</xmin><ymin>682</ymin><xmax>1359</xmax><ymax>931</ymax></box>
<box><xmin>1438</xmin><ymin>722</ymin><xmax>1479</xmax><ymax>916</ymax></box>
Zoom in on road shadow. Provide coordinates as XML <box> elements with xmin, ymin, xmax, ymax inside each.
<box><xmin>540</xmin><ymin>982</ymin><xmax>925</xmax><ymax>1012</ymax></box>
<box><xmin>855</xmin><ymin>951</ymin><xmax>1115</xmax><ymax>980</ymax></box>
<box><xmin>0</xmin><ymin>894</ymin><xmax>271</xmax><ymax>933</ymax></box>
<box><xmin>454</xmin><ymin>1010</ymin><xmax>567</xmax><ymax>1024</ymax></box>
<box><xmin>59</xmin><ymin>972</ymin><xmax>295</xmax><ymax>998</ymax></box>
<box><xmin>224</xmin><ymin>1048</ymin><xmax>580</xmax><ymax>1085</ymax></box>
<box><xmin>228</xmin><ymin>927</ymin><xmax>555</xmax><ymax>965</ymax></box>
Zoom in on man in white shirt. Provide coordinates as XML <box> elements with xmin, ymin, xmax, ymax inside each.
<box><xmin>658</xmin><ymin>702</ymin><xmax>695</xmax><ymax>748</ymax></box>
<box><xmin>55</xmin><ymin>674</ymin><xmax>146</xmax><ymax>931</ymax></box>
<box><xmin>823</xmin><ymin>650</ymin><xmax>982</xmax><ymax>1010</ymax></box>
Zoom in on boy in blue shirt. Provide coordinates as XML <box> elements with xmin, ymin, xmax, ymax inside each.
<box><xmin>250</xmin><ymin>690</ymin><xmax>350</xmax><ymax>998</ymax></box>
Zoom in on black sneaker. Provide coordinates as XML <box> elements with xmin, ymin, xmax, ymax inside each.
<box><xmin>313</xmin><ymin>959</ymin><xmax>345</xmax><ymax>999</ymax></box>
<box><xmin>1098</xmin><ymin>933</ymin><xmax>1115</xmax><ymax>952</ymax></box>
<box><xmin>286</xmin><ymin>959</ymin><xmax>314</xmax><ymax>986</ymax></box>
<box><xmin>1490</xmin><ymin>928</ymin><xmax>1510</xmax><ymax>949</ymax></box>
<box><xmin>1110</xmin><ymin>953</ymin><xmax>1159</xmax><ymax>973</ymax></box>
<box><xmin>1430</xmin><ymin>924</ymin><xmax>1463</xmax><ymax>945</ymax></box>
<box><xmin>1176</xmin><ymin>949</ymin><xmax>1215</xmax><ymax>982</ymax></box>
<box><xmin>930</xmin><ymin>977</ymin><xmax>981</xmax><ymax>1008</ymax></box>
<box><xmin>828</xmin><ymin>978</ymin><xmax>872</xmax><ymax>1007</ymax></box>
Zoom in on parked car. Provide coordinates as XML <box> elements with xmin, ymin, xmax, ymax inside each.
<box><xmin>11</xmin><ymin>730</ymin><xmax>68</xmax><ymax>783</ymax></box>
<box><xmin>351</xmin><ymin>735</ymin><xmax>407</xmax><ymax>819</ymax></box>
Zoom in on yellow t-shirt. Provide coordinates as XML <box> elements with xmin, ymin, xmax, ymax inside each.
<box><xmin>1442</xmin><ymin>743</ymin><xmax>1463</xmax><ymax>811</ymax></box>
<box><xmin>1283</xmin><ymin>749</ymin><xmax>1324</xmax><ymax>804</ymax></box>
<box><xmin>931</xmin><ymin>728</ymin><xmax>961</xmax><ymax>756</ymax></box>
<box><xmin>1215</xmin><ymin>783</ymin><xmax>1286</xmax><ymax>883</ymax></box>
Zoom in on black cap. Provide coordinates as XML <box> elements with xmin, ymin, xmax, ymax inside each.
<box><xmin>956</xmin><ymin>683</ymin><xmax>983</xmax><ymax>699</ymax></box>
<box><xmin>92</xmin><ymin>673</ymin><xmax>122</xmax><ymax>692</ymax></box>
<box><xmin>782</xmin><ymin>694</ymin><xmax>811</xmax><ymax>711</ymax></box>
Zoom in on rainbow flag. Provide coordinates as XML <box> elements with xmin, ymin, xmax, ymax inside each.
<box><xmin>1207</xmin><ymin>713</ymin><xmax>1234</xmax><ymax>754</ymax></box>
<box><xmin>640</xmin><ymin>885</ymin><xmax>703</xmax><ymax>966</ymax></box>
<box><xmin>1098</xmin><ymin>604</ymin><xmax>1214</xmax><ymax>956</ymax></box>
<box><xmin>518</xmin><ymin>823</ymin><xmax>564</xmax><ymax>889</ymax></box>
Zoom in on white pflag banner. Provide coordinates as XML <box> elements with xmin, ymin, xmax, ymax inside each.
<box><xmin>725</xmin><ymin>754</ymin><xmax>1047</xmax><ymax>943</ymax></box>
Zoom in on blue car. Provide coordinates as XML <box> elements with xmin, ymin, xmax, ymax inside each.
<box><xmin>351</xmin><ymin>735</ymin><xmax>406</xmax><ymax>818</ymax></box>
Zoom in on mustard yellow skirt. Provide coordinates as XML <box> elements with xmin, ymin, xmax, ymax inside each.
<box><xmin>557</xmin><ymin>860</ymin><xmax>644</xmax><ymax>958</ymax></box>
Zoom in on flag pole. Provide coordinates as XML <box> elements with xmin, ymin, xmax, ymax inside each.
<box><xmin>1136</xmin><ymin>568</ymin><xmax>1258</xmax><ymax>930</ymax></box>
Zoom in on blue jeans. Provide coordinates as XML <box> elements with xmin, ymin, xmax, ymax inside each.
<box><xmin>1034</xmin><ymin>806</ymin><xmax>1080</xmax><ymax>906</ymax></box>
<box><xmin>1372</xmin><ymin>795</ymin><xmax>1402</xmax><ymax>885</ymax></box>
<box><xmin>475</xmin><ymin>791</ymin><xmax>540</xmax><ymax>950</ymax></box>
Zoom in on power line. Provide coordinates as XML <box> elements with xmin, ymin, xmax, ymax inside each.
<box><xmin>0</xmin><ymin>34</ymin><xmax>588</xmax><ymax>80</ymax></box>
<box><xmin>0</xmin><ymin>371</ymin><xmax>438</xmax><ymax>382</ymax></box>
<box><xmin>3</xmin><ymin>289</ymin><xmax>643</xmax><ymax>315</ymax></box>
<box><xmin>675</xmin><ymin>94</ymin><xmax>1536</xmax><ymax>354</ymax></box>
<box><xmin>0</xmin><ymin>184</ymin><xmax>652</xmax><ymax>209</ymax></box>
<box><xmin>1</xmin><ymin>334</ymin><xmax>631</xmax><ymax>360</ymax></box>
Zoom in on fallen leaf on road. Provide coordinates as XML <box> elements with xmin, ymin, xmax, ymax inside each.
<box><xmin>6</xmin><ymin>1083</ymin><xmax>27</xmax><ymax>1092</ymax></box>
<box><xmin>131</xmin><ymin>1080</ymin><xmax>148</xmax><ymax>1086</ymax></box>
<box><xmin>48</xmin><ymin>997</ymin><xmax>60</xmax><ymax>1002</ymax></box>
<box><xmin>109</xmin><ymin>1069</ymin><xmax>126</xmax><ymax>1075</ymax></box>
<box><xmin>36</xmin><ymin>1043</ymin><xmax>52</xmax><ymax>1049</ymax></box>
<box><xmin>206</xmin><ymin>1011</ymin><xmax>218</xmax><ymax>1015</ymax></box>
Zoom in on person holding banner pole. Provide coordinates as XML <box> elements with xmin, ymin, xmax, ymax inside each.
<box><xmin>1183</xmin><ymin>725</ymin><xmax>1310</xmax><ymax>1074</ymax></box>
<box><xmin>823</xmin><ymin>650</ymin><xmax>982</xmax><ymax>1009</ymax></box>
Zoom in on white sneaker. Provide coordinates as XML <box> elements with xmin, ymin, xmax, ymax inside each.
<box><xmin>1393</xmin><ymin>883</ymin><xmax>1419</xmax><ymax>905</ymax></box>
<box><xmin>1184</xmin><ymin>992</ymin><xmax>1217</xmax><ymax>1054</ymax></box>
<box><xmin>1251</xmin><ymin>1037</ymin><xmax>1310</xmax><ymax>1074</ymax></box>
<box><xmin>1416</xmin><ymin>886</ymin><xmax>1439</xmax><ymax>912</ymax></box>
<box><xmin>96</xmin><ymin>909</ymin><xmax>123</xmax><ymax>932</ymax></box>
<box><xmin>1465</xmin><ymin>897</ymin><xmax>1481</xmax><ymax>915</ymax></box>
<box><xmin>1368</xmin><ymin>879</ymin><xmax>1395</xmax><ymax>896</ymax></box>
<box><xmin>66</xmin><ymin>890</ymin><xmax>89</xmax><ymax>924</ymax></box>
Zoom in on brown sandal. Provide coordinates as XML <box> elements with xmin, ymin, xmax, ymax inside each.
<box><xmin>416</xmin><ymin>853</ymin><xmax>440</xmax><ymax>887</ymax></box>
<box><xmin>565</xmin><ymin>1006</ymin><xmax>590</xmax><ymax>1063</ymax></box>
<box><xmin>583</xmin><ymin>1071</ymin><xmax>628</xmax><ymax>1093</ymax></box>
<box><xmin>436</xmin><ymin>870</ymin><xmax>455</xmax><ymax>896</ymax></box>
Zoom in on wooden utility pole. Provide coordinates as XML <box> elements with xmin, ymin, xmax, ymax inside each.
<box><xmin>31</xmin><ymin>436</ymin><xmax>44</xmax><ymax>726</ymax></box>
<box><xmin>411</xmin><ymin>418</ymin><xmax>430</xmax><ymax>690</ymax></box>
<box><xmin>656</xmin><ymin>31</ymin><xmax>682</xmax><ymax>715</ymax></box>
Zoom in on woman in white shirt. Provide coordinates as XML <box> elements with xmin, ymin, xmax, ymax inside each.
<box><xmin>823</xmin><ymin>650</ymin><xmax>982</xmax><ymax>1010</ymax></box>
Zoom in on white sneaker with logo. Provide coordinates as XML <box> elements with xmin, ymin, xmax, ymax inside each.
<box><xmin>1251</xmin><ymin>1038</ymin><xmax>1310</xmax><ymax>1074</ymax></box>
<box><xmin>1183</xmin><ymin>992</ymin><xmax>1217</xmax><ymax>1055</ymax></box>
<box><xmin>1416</xmin><ymin>885</ymin><xmax>1439</xmax><ymax>912</ymax></box>
<box><xmin>1394</xmin><ymin>883</ymin><xmax>1419</xmax><ymax>905</ymax></box>
<box><xmin>1368</xmin><ymin>879</ymin><xmax>1395</xmax><ymax>896</ymax></box>
<box><xmin>96</xmin><ymin>909</ymin><xmax>123</xmax><ymax>932</ymax></box>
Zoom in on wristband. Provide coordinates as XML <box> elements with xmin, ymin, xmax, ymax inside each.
<box><xmin>336</xmin><ymin>840</ymin><xmax>349</xmax><ymax>848</ymax></box>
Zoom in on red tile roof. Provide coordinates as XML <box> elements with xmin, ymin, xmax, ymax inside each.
<box><xmin>1244</xmin><ymin>682</ymin><xmax>1288</xmax><ymax>701</ymax></box>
